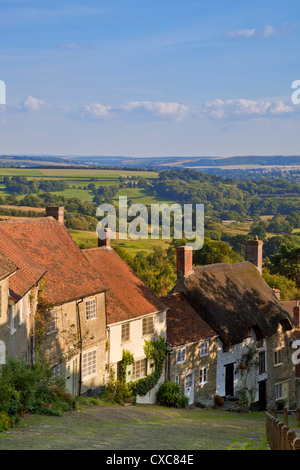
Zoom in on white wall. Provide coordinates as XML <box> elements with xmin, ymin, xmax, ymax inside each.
<box><xmin>108</xmin><ymin>310</ymin><xmax>167</xmax><ymax>404</ymax></box>
<box><xmin>216</xmin><ymin>330</ymin><xmax>266</xmax><ymax>403</ymax></box>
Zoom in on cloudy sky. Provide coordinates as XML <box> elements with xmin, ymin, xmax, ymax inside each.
<box><xmin>0</xmin><ymin>0</ymin><xmax>300</xmax><ymax>157</ymax></box>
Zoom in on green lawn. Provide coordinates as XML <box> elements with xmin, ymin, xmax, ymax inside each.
<box><xmin>0</xmin><ymin>405</ymin><xmax>268</xmax><ymax>450</ymax></box>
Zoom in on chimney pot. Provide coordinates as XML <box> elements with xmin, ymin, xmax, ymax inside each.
<box><xmin>176</xmin><ymin>246</ymin><xmax>193</xmax><ymax>278</ymax></box>
<box><xmin>45</xmin><ymin>206</ymin><xmax>64</xmax><ymax>225</ymax></box>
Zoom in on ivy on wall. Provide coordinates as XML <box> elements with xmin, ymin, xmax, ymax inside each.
<box><xmin>128</xmin><ymin>337</ymin><xmax>167</xmax><ymax>397</ymax></box>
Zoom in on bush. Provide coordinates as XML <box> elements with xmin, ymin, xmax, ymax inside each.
<box><xmin>0</xmin><ymin>358</ymin><xmax>75</xmax><ymax>427</ymax></box>
<box><xmin>156</xmin><ymin>381</ymin><xmax>189</xmax><ymax>408</ymax></box>
<box><xmin>0</xmin><ymin>411</ymin><xmax>11</xmax><ymax>432</ymax></box>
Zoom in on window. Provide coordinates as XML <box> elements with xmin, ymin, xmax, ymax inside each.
<box><xmin>259</xmin><ymin>351</ymin><xmax>266</xmax><ymax>374</ymax></box>
<box><xmin>82</xmin><ymin>349</ymin><xmax>97</xmax><ymax>379</ymax></box>
<box><xmin>175</xmin><ymin>375</ymin><xmax>180</xmax><ymax>386</ymax></box>
<box><xmin>223</xmin><ymin>342</ymin><xmax>230</xmax><ymax>353</ymax></box>
<box><xmin>274</xmin><ymin>348</ymin><xmax>283</xmax><ymax>366</ymax></box>
<box><xmin>185</xmin><ymin>373</ymin><xmax>193</xmax><ymax>388</ymax></box>
<box><xmin>9</xmin><ymin>304</ymin><xmax>16</xmax><ymax>335</ymax></box>
<box><xmin>199</xmin><ymin>366</ymin><xmax>208</xmax><ymax>385</ymax></box>
<box><xmin>200</xmin><ymin>340</ymin><xmax>209</xmax><ymax>357</ymax></box>
<box><xmin>176</xmin><ymin>348</ymin><xmax>186</xmax><ymax>364</ymax></box>
<box><xmin>275</xmin><ymin>383</ymin><xmax>282</xmax><ymax>400</ymax></box>
<box><xmin>142</xmin><ymin>316</ymin><xmax>154</xmax><ymax>336</ymax></box>
<box><xmin>132</xmin><ymin>359</ymin><xmax>146</xmax><ymax>380</ymax></box>
<box><xmin>256</xmin><ymin>338</ymin><xmax>264</xmax><ymax>348</ymax></box>
<box><xmin>19</xmin><ymin>299</ymin><xmax>24</xmax><ymax>325</ymax></box>
<box><xmin>121</xmin><ymin>323</ymin><xmax>130</xmax><ymax>342</ymax></box>
<box><xmin>85</xmin><ymin>298</ymin><xmax>96</xmax><ymax>320</ymax></box>
<box><xmin>53</xmin><ymin>363</ymin><xmax>61</xmax><ymax>379</ymax></box>
<box><xmin>47</xmin><ymin>310</ymin><xmax>57</xmax><ymax>334</ymax></box>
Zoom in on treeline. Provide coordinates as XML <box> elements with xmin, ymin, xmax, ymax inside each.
<box><xmin>182</xmin><ymin>155</ymin><xmax>300</xmax><ymax>167</ymax></box>
<box><xmin>151</xmin><ymin>169</ymin><xmax>300</xmax><ymax>220</ymax></box>
<box><xmin>3</xmin><ymin>176</ymin><xmax>69</xmax><ymax>195</ymax></box>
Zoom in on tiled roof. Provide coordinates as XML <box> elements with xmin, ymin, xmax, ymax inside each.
<box><xmin>161</xmin><ymin>293</ymin><xmax>217</xmax><ymax>347</ymax></box>
<box><xmin>0</xmin><ymin>229</ymin><xmax>46</xmax><ymax>301</ymax></box>
<box><xmin>281</xmin><ymin>300</ymin><xmax>299</xmax><ymax>319</ymax></box>
<box><xmin>0</xmin><ymin>249</ymin><xmax>17</xmax><ymax>282</ymax></box>
<box><xmin>174</xmin><ymin>261</ymin><xmax>294</xmax><ymax>345</ymax></box>
<box><xmin>0</xmin><ymin>218</ymin><xmax>107</xmax><ymax>305</ymax></box>
<box><xmin>83</xmin><ymin>247</ymin><xmax>166</xmax><ymax>324</ymax></box>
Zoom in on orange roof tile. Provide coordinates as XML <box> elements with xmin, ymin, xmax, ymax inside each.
<box><xmin>161</xmin><ymin>293</ymin><xmax>217</xmax><ymax>347</ymax></box>
<box><xmin>0</xmin><ymin>218</ymin><xmax>106</xmax><ymax>305</ymax></box>
<box><xmin>0</xmin><ymin>229</ymin><xmax>46</xmax><ymax>300</ymax></box>
<box><xmin>83</xmin><ymin>247</ymin><xmax>166</xmax><ymax>324</ymax></box>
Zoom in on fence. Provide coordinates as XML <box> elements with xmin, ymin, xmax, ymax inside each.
<box><xmin>266</xmin><ymin>408</ymin><xmax>300</xmax><ymax>450</ymax></box>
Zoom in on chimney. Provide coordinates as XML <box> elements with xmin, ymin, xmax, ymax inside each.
<box><xmin>45</xmin><ymin>206</ymin><xmax>64</xmax><ymax>225</ymax></box>
<box><xmin>272</xmin><ymin>287</ymin><xmax>281</xmax><ymax>300</ymax></box>
<box><xmin>176</xmin><ymin>246</ymin><xmax>193</xmax><ymax>278</ymax></box>
<box><xmin>294</xmin><ymin>303</ymin><xmax>300</xmax><ymax>327</ymax></box>
<box><xmin>97</xmin><ymin>227</ymin><xmax>111</xmax><ymax>248</ymax></box>
<box><xmin>245</xmin><ymin>235</ymin><xmax>263</xmax><ymax>274</ymax></box>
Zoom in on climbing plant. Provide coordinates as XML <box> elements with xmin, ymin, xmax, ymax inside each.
<box><xmin>129</xmin><ymin>337</ymin><xmax>167</xmax><ymax>397</ymax></box>
<box><xmin>236</xmin><ymin>345</ymin><xmax>260</xmax><ymax>406</ymax></box>
<box><xmin>119</xmin><ymin>349</ymin><xmax>134</xmax><ymax>383</ymax></box>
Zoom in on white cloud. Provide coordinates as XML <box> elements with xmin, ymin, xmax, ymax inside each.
<box><xmin>122</xmin><ymin>101</ymin><xmax>191</xmax><ymax>121</ymax></box>
<box><xmin>20</xmin><ymin>96</ymin><xmax>48</xmax><ymax>111</ymax></box>
<box><xmin>80</xmin><ymin>103</ymin><xmax>112</xmax><ymax>119</ymax></box>
<box><xmin>226</xmin><ymin>23</ymin><xmax>292</xmax><ymax>39</ymax></box>
<box><xmin>202</xmin><ymin>98</ymin><xmax>293</xmax><ymax>121</ymax></box>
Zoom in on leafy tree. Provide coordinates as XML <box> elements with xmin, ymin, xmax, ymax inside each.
<box><xmin>269</xmin><ymin>243</ymin><xmax>300</xmax><ymax>286</ymax></box>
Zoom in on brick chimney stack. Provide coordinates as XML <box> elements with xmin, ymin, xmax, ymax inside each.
<box><xmin>294</xmin><ymin>302</ymin><xmax>300</xmax><ymax>327</ymax></box>
<box><xmin>97</xmin><ymin>227</ymin><xmax>111</xmax><ymax>248</ymax></box>
<box><xmin>245</xmin><ymin>236</ymin><xmax>263</xmax><ymax>274</ymax></box>
<box><xmin>45</xmin><ymin>206</ymin><xmax>64</xmax><ymax>225</ymax></box>
<box><xmin>272</xmin><ymin>287</ymin><xmax>281</xmax><ymax>300</ymax></box>
<box><xmin>176</xmin><ymin>246</ymin><xmax>193</xmax><ymax>278</ymax></box>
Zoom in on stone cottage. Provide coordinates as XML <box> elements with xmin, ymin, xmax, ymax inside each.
<box><xmin>0</xmin><ymin>208</ymin><xmax>108</xmax><ymax>397</ymax></box>
<box><xmin>165</xmin><ymin>241</ymin><xmax>296</xmax><ymax>410</ymax></box>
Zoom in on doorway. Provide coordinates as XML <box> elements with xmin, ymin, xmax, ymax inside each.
<box><xmin>258</xmin><ymin>380</ymin><xmax>267</xmax><ymax>410</ymax></box>
<box><xmin>225</xmin><ymin>363</ymin><xmax>234</xmax><ymax>398</ymax></box>
<box><xmin>184</xmin><ymin>371</ymin><xmax>195</xmax><ymax>405</ymax></box>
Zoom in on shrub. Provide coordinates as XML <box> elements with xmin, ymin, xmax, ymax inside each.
<box><xmin>0</xmin><ymin>358</ymin><xmax>75</xmax><ymax>426</ymax></box>
<box><xmin>156</xmin><ymin>381</ymin><xmax>189</xmax><ymax>408</ymax></box>
<box><xmin>0</xmin><ymin>411</ymin><xmax>11</xmax><ymax>432</ymax></box>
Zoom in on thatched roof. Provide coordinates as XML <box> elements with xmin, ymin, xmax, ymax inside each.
<box><xmin>173</xmin><ymin>261</ymin><xmax>293</xmax><ymax>345</ymax></box>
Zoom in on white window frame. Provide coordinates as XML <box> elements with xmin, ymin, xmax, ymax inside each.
<box><xmin>9</xmin><ymin>304</ymin><xmax>16</xmax><ymax>335</ymax></box>
<box><xmin>121</xmin><ymin>322</ymin><xmax>130</xmax><ymax>343</ymax></box>
<box><xmin>142</xmin><ymin>316</ymin><xmax>154</xmax><ymax>336</ymax></box>
<box><xmin>200</xmin><ymin>340</ymin><xmax>209</xmax><ymax>357</ymax></box>
<box><xmin>199</xmin><ymin>366</ymin><xmax>208</xmax><ymax>385</ymax></box>
<box><xmin>132</xmin><ymin>358</ymin><xmax>147</xmax><ymax>381</ymax></box>
<box><xmin>19</xmin><ymin>299</ymin><xmax>24</xmax><ymax>326</ymax></box>
<box><xmin>176</xmin><ymin>347</ymin><xmax>186</xmax><ymax>364</ymax></box>
<box><xmin>275</xmin><ymin>383</ymin><xmax>283</xmax><ymax>400</ymax></box>
<box><xmin>175</xmin><ymin>374</ymin><xmax>180</xmax><ymax>386</ymax></box>
<box><xmin>82</xmin><ymin>348</ymin><xmax>97</xmax><ymax>380</ymax></box>
<box><xmin>273</xmin><ymin>348</ymin><xmax>283</xmax><ymax>367</ymax></box>
<box><xmin>47</xmin><ymin>309</ymin><xmax>57</xmax><ymax>335</ymax></box>
<box><xmin>85</xmin><ymin>298</ymin><xmax>97</xmax><ymax>321</ymax></box>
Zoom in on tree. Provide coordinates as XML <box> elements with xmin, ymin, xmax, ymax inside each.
<box><xmin>193</xmin><ymin>238</ymin><xmax>241</xmax><ymax>266</ymax></box>
<box><xmin>269</xmin><ymin>243</ymin><xmax>300</xmax><ymax>287</ymax></box>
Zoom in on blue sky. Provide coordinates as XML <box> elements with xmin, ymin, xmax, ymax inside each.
<box><xmin>0</xmin><ymin>0</ymin><xmax>300</xmax><ymax>157</ymax></box>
